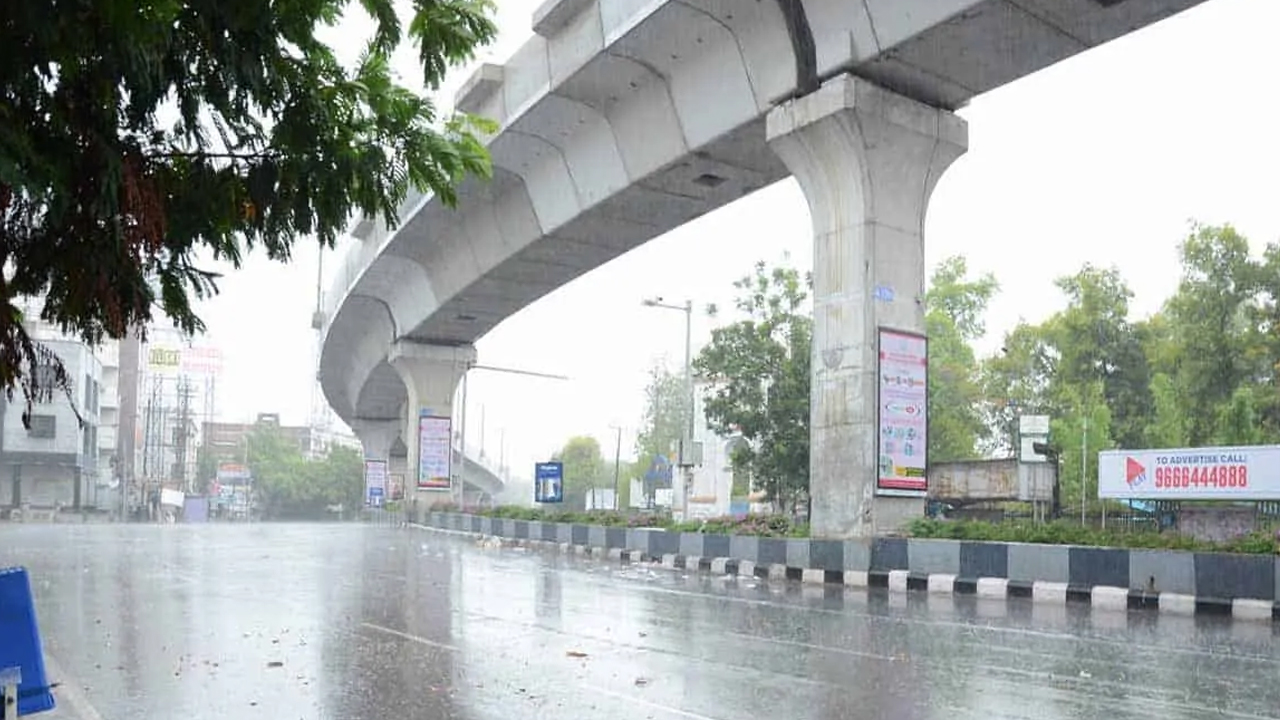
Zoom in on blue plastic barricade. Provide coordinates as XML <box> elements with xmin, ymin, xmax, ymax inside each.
<box><xmin>0</xmin><ymin>567</ymin><xmax>56</xmax><ymax>717</ymax></box>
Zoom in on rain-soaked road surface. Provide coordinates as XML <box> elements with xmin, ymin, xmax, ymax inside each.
<box><xmin>2</xmin><ymin>522</ymin><xmax>1278</xmax><ymax>720</ymax></box>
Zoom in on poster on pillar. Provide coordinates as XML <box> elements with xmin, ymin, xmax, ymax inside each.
<box><xmin>876</xmin><ymin>328</ymin><xmax>928</xmax><ymax>497</ymax></box>
<box><xmin>364</xmin><ymin>460</ymin><xmax>388</xmax><ymax>507</ymax></box>
<box><xmin>417</xmin><ymin>411</ymin><xmax>452</xmax><ymax>490</ymax></box>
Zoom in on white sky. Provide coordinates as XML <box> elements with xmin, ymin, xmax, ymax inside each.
<box><xmin>193</xmin><ymin>0</ymin><xmax>1280</xmax><ymax>479</ymax></box>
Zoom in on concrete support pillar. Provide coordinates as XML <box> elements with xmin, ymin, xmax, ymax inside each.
<box><xmin>388</xmin><ymin>341</ymin><xmax>475</xmax><ymax>507</ymax></box>
<box><xmin>766</xmin><ymin>74</ymin><xmax>967</xmax><ymax>538</ymax></box>
<box><xmin>350</xmin><ymin>419</ymin><xmax>400</xmax><ymax>462</ymax></box>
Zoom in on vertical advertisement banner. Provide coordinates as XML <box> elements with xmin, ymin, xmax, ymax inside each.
<box><xmin>534</xmin><ymin>462</ymin><xmax>564</xmax><ymax>503</ymax></box>
<box><xmin>364</xmin><ymin>459</ymin><xmax>388</xmax><ymax>506</ymax></box>
<box><xmin>417</xmin><ymin>411</ymin><xmax>452</xmax><ymax>490</ymax></box>
<box><xmin>876</xmin><ymin>328</ymin><xmax>928</xmax><ymax>496</ymax></box>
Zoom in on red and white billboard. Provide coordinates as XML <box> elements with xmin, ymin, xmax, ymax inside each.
<box><xmin>1098</xmin><ymin>445</ymin><xmax>1280</xmax><ymax>500</ymax></box>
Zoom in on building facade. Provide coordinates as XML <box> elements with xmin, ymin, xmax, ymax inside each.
<box><xmin>0</xmin><ymin>338</ymin><xmax>104</xmax><ymax>510</ymax></box>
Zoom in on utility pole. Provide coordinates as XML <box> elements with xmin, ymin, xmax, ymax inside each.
<box><xmin>682</xmin><ymin>299</ymin><xmax>694</xmax><ymax>518</ymax></box>
<box><xmin>456</xmin><ymin>370</ymin><xmax>469</xmax><ymax>507</ymax></box>
<box><xmin>612</xmin><ymin>426</ymin><xmax>622</xmax><ymax>511</ymax></box>
<box><xmin>117</xmin><ymin>328</ymin><xmax>141</xmax><ymax>521</ymax></box>
<box><xmin>173</xmin><ymin>376</ymin><xmax>193</xmax><ymax>492</ymax></box>
<box><xmin>1080</xmin><ymin>415</ymin><xmax>1089</xmax><ymax>526</ymax></box>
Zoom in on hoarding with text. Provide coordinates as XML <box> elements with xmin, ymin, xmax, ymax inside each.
<box><xmin>876</xmin><ymin>328</ymin><xmax>928</xmax><ymax>497</ymax></box>
<box><xmin>1098</xmin><ymin>445</ymin><xmax>1280</xmax><ymax>500</ymax></box>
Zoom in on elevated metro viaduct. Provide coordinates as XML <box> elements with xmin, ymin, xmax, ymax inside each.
<box><xmin>321</xmin><ymin>0</ymin><xmax>1207</xmax><ymax>537</ymax></box>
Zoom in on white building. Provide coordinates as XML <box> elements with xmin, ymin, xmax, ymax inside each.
<box><xmin>679</xmin><ymin>379</ymin><xmax>746</xmax><ymax>519</ymax></box>
<box><xmin>0</xmin><ymin>338</ymin><xmax>104</xmax><ymax>509</ymax></box>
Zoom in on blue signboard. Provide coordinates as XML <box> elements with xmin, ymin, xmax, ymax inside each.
<box><xmin>0</xmin><ymin>567</ymin><xmax>56</xmax><ymax>716</ymax></box>
<box><xmin>534</xmin><ymin>462</ymin><xmax>564</xmax><ymax>503</ymax></box>
<box><xmin>643</xmin><ymin>454</ymin><xmax>674</xmax><ymax>489</ymax></box>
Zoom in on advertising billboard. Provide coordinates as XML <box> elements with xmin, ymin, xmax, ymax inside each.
<box><xmin>876</xmin><ymin>328</ymin><xmax>928</xmax><ymax>497</ymax></box>
<box><xmin>417</xmin><ymin>411</ymin><xmax>452</xmax><ymax>490</ymax></box>
<box><xmin>146</xmin><ymin>345</ymin><xmax>223</xmax><ymax>376</ymax></box>
<box><xmin>1099</xmin><ymin>445</ymin><xmax>1280</xmax><ymax>500</ymax></box>
<box><xmin>534</xmin><ymin>462</ymin><xmax>564</xmax><ymax>503</ymax></box>
<box><xmin>364</xmin><ymin>459</ymin><xmax>388</xmax><ymax>506</ymax></box>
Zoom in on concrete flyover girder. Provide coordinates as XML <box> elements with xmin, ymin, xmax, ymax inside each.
<box><xmin>320</xmin><ymin>0</ymin><xmax>1209</xmax><ymax>521</ymax></box>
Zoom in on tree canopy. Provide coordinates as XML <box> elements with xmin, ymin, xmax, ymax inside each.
<box><xmin>694</xmin><ymin>261</ymin><xmax>811</xmax><ymax>512</ymax></box>
<box><xmin>245</xmin><ymin>423</ymin><xmax>364</xmax><ymax>519</ymax></box>
<box><xmin>551</xmin><ymin>435</ymin><xmax>608</xmax><ymax>508</ymax></box>
<box><xmin>679</xmin><ymin>222</ymin><xmax>1280</xmax><ymax>513</ymax></box>
<box><xmin>0</xmin><ymin>0</ymin><xmax>498</xmax><ymax>423</ymax></box>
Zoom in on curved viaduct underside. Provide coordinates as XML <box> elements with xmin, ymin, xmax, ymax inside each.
<box><xmin>322</xmin><ymin>0</ymin><xmax>1205</xmax><ymax>428</ymax></box>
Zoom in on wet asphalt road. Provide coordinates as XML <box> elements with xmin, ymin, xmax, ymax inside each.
<box><xmin>2</xmin><ymin>522</ymin><xmax>1278</xmax><ymax>720</ymax></box>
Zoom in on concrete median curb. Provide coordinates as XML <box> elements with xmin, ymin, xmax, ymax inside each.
<box><xmin>410</xmin><ymin>514</ymin><xmax>1280</xmax><ymax>623</ymax></box>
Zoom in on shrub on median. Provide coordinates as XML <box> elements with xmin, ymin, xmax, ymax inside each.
<box><xmin>428</xmin><ymin>504</ymin><xmax>808</xmax><ymax>536</ymax></box>
<box><xmin>907</xmin><ymin>518</ymin><xmax>1280</xmax><ymax>555</ymax></box>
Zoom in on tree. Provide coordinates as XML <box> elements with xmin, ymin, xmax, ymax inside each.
<box><xmin>1</xmin><ymin>0</ymin><xmax>498</xmax><ymax>423</ymax></box>
<box><xmin>694</xmin><ymin>262</ymin><xmax>810</xmax><ymax>513</ymax></box>
<box><xmin>195</xmin><ymin>444</ymin><xmax>219</xmax><ymax>488</ymax></box>
<box><xmin>924</xmin><ymin>256</ymin><xmax>997</xmax><ymax>462</ymax></box>
<box><xmin>1044</xmin><ymin>265</ymin><xmax>1150</xmax><ymax>449</ymax></box>
<box><xmin>1144</xmin><ymin>372</ymin><xmax>1189</xmax><ymax>448</ymax></box>
<box><xmin>635</xmin><ymin>364</ymin><xmax>689</xmax><ymax>464</ymax></box>
<box><xmin>980</xmin><ymin>322</ymin><xmax>1056</xmax><ymax>456</ymax></box>
<box><xmin>1050</xmin><ymin>380</ymin><xmax>1113</xmax><ymax>510</ymax></box>
<box><xmin>1161</xmin><ymin>224</ymin><xmax>1265</xmax><ymax>443</ymax></box>
<box><xmin>552</xmin><ymin>435</ymin><xmax>607</xmax><ymax>508</ymax></box>
<box><xmin>245</xmin><ymin>423</ymin><xmax>363</xmax><ymax>519</ymax></box>
<box><xmin>1213</xmin><ymin>386</ymin><xmax>1263</xmax><ymax>446</ymax></box>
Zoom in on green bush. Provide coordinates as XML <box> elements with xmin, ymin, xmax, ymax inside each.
<box><xmin>907</xmin><ymin>518</ymin><xmax>1278</xmax><ymax>555</ymax></box>
<box><xmin>430</xmin><ymin>506</ymin><xmax>808</xmax><ymax>536</ymax></box>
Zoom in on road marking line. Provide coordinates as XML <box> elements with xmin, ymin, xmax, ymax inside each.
<box><xmin>360</xmin><ymin>622</ymin><xmax>458</xmax><ymax>652</ymax></box>
<box><xmin>42</xmin><ymin>653</ymin><xmax>107</xmax><ymax>720</ymax></box>
<box><xmin>587</xmin><ymin>686</ymin><xmax>725</xmax><ymax>720</ymax></box>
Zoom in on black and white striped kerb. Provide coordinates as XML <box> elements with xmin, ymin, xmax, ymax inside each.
<box><xmin>416</xmin><ymin>513</ymin><xmax>1280</xmax><ymax>622</ymax></box>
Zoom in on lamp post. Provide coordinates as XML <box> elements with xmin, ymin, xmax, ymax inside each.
<box><xmin>609</xmin><ymin>425</ymin><xmax>623</xmax><ymax>511</ymax></box>
<box><xmin>455</xmin><ymin>363</ymin><xmax>570</xmax><ymax>507</ymax></box>
<box><xmin>642</xmin><ymin>297</ymin><xmax>695</xmax><ymax>518</ymax></box>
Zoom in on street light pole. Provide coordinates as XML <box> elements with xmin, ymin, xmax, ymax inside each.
<box><xmin>611</xmin><ymin>425</ymin><xmax>622</xmax><ymax>511</ymax></box>
<box><xmin>642</xmin><ymin>297</ymin><xmax>696</xmax><ymax>519</ymax></box>
<box><xmin>682</xmin><ymin>300</ymin><xmax>694</xmax><ymax>518</ymax></box>
<box><xmin>453</xmin><ymin>363</ymin><xmax>569</xmax><ymax>507</ymax></box>
<box><xmin>1080</xmin><ymin>415</ymin><xmax>1088</xmax><ymax>526</ymax></box>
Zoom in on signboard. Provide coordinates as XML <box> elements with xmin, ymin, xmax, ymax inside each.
<box><xmin>1019</xmin><ymin>414</ymin><xmax>1051</xmax><ymax>463</ymax></box>
<box><xmin>1019</xmin><ymin>415</ymin><xmax>1050</xmax><ymax>435</ymax></box>
<box><xmin>876</xmin><ymin>328</ymin><xmax>928</xmax><ymax>497</ymax></box>
<box><xmin>388</xmin><ymin>474</ymin><xmax>405</xmax><ymax>501</ymax></box>
<box><xmin>929</xmin><ymin>459</ymin><xmax>1054</xmax><ymax>502</ymax></box>
<box><xmin>1099</xmin><ymin>445</ymin><xmax>1280</xmax><ymax>500</ymax></box>
<box><xmin>159</xmin><ymin>488</ymin><xmax>185</xmax><ymax>508</ymax></box>
<box><xmin>147</xmin><ymin>346</ymin><xmax>182</xmax><ymax>374</ymax></box>
<box><xmin>364</xmin><ymin>459</ymin><xmax>388</xmax><ymax>507</ymax></box>
<box><xmin>417</xmin><ymin>411</ymin><xmax>452</xmax><ymax>490</ymax></box>
<box><xmin>216</xmin><ymin>463</ymin><xmax>251</xmax><ymax>486</ymax></box>
<box><xmin>534</xmin><ymin>462</ymin><xmax>564</xmax><ymax>503</ymax></box>
<box><xmin>145</xmin><ymin>345</ymin><xmax>223</xmax><ymax>376</ymax></box>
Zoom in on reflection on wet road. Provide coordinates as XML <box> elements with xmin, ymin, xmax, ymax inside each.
<box><xmin>2</xmin><ymin>523</ymin><xmax>1277</xmax><ymax>719</ymax></box>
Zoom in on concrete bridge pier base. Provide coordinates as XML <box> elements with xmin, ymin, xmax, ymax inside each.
<box><xmin>766</xmin><ymin>74</ymin><xmax>967</xmax><ymax>539</ymax></box>
<box><xmin>388</xmin><ymin>341</ymin><xmax>476</xmax><ymax>511</ymax></box>
<box><xmin>350</xmin><ymin>418</ymin><xmax>400</xmax><ymax>507</ymax></box>
<box><xmin>351</xmin><ymin>419</ymin><xmax>400</xmax><ymax>463</ymax></box>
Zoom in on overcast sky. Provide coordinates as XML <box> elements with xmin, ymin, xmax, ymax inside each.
<box><xmin>192</xmin><ymin>0</ymin><xmax>1280</xmax><ymax>479</ymax></box>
